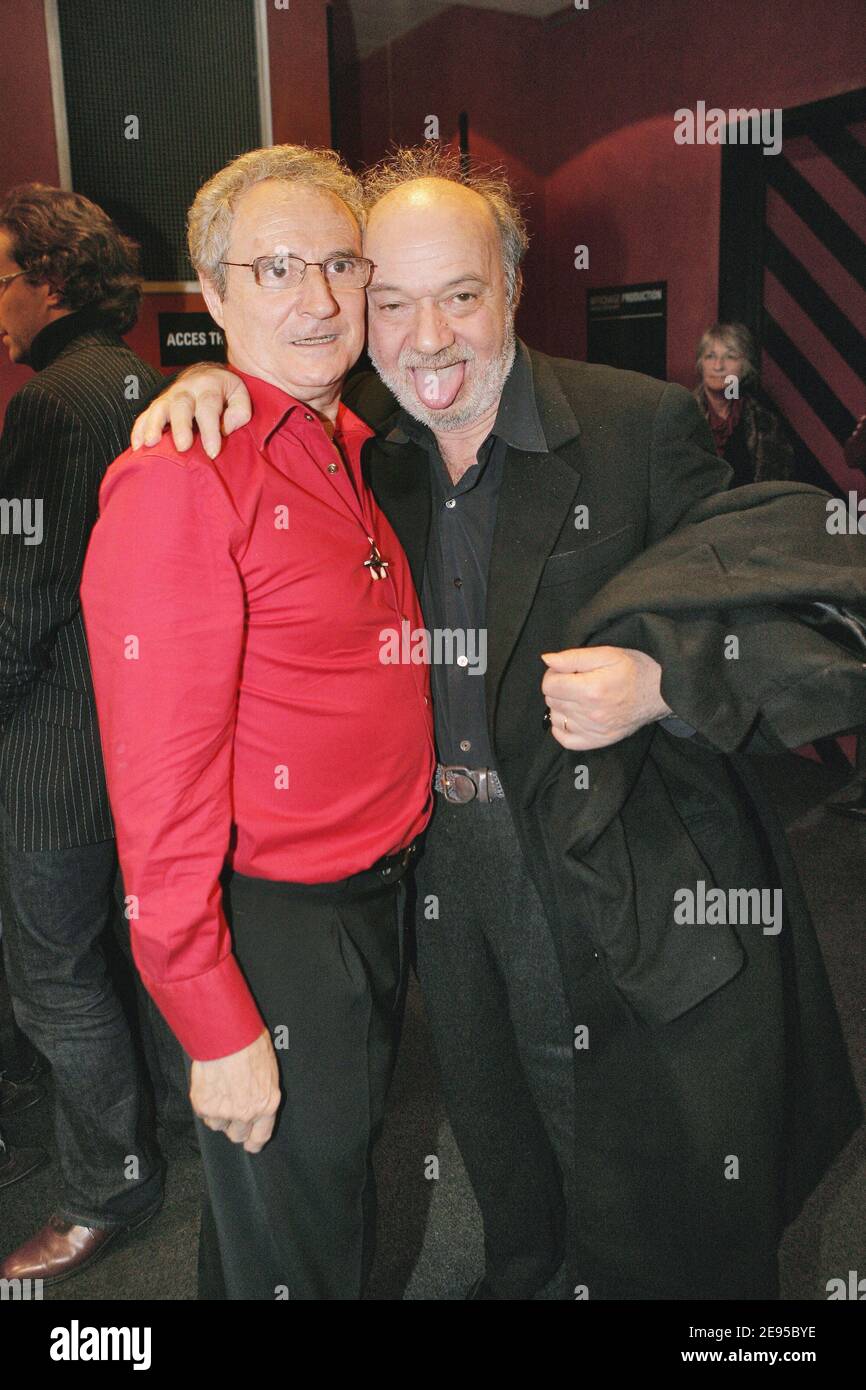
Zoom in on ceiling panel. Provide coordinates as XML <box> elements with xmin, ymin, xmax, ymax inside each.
<box><xmin>345</xmin><ymin>0</ymin><xmax>568</xmax><ymax>59</ymax></box>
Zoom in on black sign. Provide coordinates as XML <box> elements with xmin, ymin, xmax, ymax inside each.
<box><xmin>587</xmin><ymin>281</ymin><xmax>667</xmax><ymax>381</ymax></box>
<box><xmin>158</xmin><ymin>313</ymin><xmax>226</xmax><ymax>367</ymax></box>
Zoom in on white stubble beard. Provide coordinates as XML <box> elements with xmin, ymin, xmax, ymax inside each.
<box><xmin>368</xmin><ymin>318</ymin><xmax>517</xmax><ymax>432</ymax></box>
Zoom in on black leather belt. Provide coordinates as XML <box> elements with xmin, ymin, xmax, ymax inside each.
<box><xmin>434</xmin><ymin>764</ymin><xmax>505</xmax><ymax>804</ymax></box>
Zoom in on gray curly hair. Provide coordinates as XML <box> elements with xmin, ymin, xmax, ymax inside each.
<box><xmin>187</xmin><ymin>144</ymin><xmax>365</xmax><ymax>299</ymax></box>
<box><xmin>362</xmin><ymin>144</ymin><xmax>529</xmax><ymax>307</ymax></box>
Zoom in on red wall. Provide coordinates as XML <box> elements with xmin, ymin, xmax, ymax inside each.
<box><xmin>543</xmin><ymin>0</ymin><xmax>866</xmax><ymax>385</ymax></box>
<box><xmin>268</xmin><ymin>0</ymin><xmax>331</xmax><ymax>151</ymax></box>
<box><xmin>342</xmin><ymin>0</ymin><xmax>866</xmax><ymax>389</ymax></box>
<box><xmin>333</xmin><ymin>6</ymin><xmax>550</xmax><ymax>347</ymax></box>
<box><xmin>0</xmin><ymin>0</ymin><xmax>331</xmax><ymax>421</ymax></box>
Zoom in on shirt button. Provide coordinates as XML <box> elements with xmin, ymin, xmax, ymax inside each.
<box><xmin>453</xmin><ymin>577</ymin><xmax>463</xmax><ymax>588</ymax></box>
<box><xmin>327</xmin><ymin>462</ymin><xmax>338</xmax><ymax>473</ymax></box>
<box><xmin>445</xmin><ymin>498</ymin><xmax>456</xmax><ymax>509</ymax></box>
<box><xmin>304</xmin><ymin>412</ymin><xmax>314</xmax><ymax>421</ymax></box>
<box><xmin>459</xmin><ymin>739</ymin><xmax>471</xmax><ymax>753</ymax></box>
<box><xmin>457</xmin><ymin>655</ymin><xmax>469</xmax><ymax>667</ymax></box>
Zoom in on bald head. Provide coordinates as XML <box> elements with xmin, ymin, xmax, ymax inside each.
<box><xmin>366</xmin><ymin>177</ymin><xmax>517</xmax><ymax>306</ymax></box>
<box><xmin>367</xmin><ymin>176</ymin><xmax>498</xmax><ymax>237</ymax></box>
<box><xmin>362</xmin><ymin>145</ymin><xmax>528</xmax><ymax>306</ymax></box>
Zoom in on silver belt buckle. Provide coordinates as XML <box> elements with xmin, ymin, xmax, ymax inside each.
<box><xmin>474</xmin><ymin>769</ymin><xmax>491</xmax><ymax>803</ymax></box>
<box><xmin>441</xmin><ymin>766</ymin><xmax>491</xmax><ymax>804</ymax></box>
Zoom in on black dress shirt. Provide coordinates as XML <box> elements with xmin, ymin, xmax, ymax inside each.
<box><xmin>387</xmin><ymin>342</ymin><xmax>547</xmax><ymax>767</ymax></box>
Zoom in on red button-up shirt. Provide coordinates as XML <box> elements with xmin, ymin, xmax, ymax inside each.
<box><xmin>81</xmin><ymin>370</ymin><xmax>435</xmax><ymax>1060</ymax></box>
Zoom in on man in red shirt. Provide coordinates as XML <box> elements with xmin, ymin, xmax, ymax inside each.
<box><xmin>80</xmin><ymin>146</ymin><xmax>435</xmax><ymax>1300</ymax></box>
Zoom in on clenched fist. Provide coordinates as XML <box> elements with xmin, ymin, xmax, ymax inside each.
<box><xmin>541</xmin><ymin>645</ymin><xmax>671</xmax><ymax>750</ymax></box>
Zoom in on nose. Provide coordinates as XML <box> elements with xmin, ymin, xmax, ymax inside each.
<box><xmin>294</xmin><ymin>264</ymin><xmax>340</xmax><ymax>319</ymax></box>
<box><xmin>412</xmin><ymin>298</ymin><xmax>454</xmax><ymax>356</ymax></box>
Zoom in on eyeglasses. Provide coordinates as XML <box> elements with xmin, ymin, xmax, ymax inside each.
<box><xmin>219</xmin><ymin>254</ymin><xmax>374</xmax><ymax>291</ymax></box>
<box><xmin>0</xmin><ymin>269</ymin><xmax>26</xmax><ymax>296</ymax></box>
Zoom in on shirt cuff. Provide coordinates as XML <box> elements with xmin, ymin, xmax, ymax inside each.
<box><xmin>141</xmin><ymin>952</ymin><xmax>265</xmax><ymax>1061</ymax></box>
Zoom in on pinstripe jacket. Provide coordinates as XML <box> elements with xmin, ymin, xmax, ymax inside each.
<box><xmin>0</xmin><ymin>309</ymin><xmax>163</xmax><ymax>851</ymax></box>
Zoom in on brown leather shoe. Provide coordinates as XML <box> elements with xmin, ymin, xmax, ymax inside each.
<box><xmin>0</xmin><ymin>1205</ymin><xmax>159</xmax><ymax>1286</ymax></box>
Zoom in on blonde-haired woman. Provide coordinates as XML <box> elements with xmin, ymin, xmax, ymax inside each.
<box><xmin>694</xmin><ymin>322</ymin><xmax>794</xmax><ymax>485</ymax></box>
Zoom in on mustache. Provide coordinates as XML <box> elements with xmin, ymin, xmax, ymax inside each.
<box><xmin>398</xmin><ymin>346</ymin><xmax>475</xmax><ymax>371</ymax></box>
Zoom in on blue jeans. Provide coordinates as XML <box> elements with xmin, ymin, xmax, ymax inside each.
<box><xmin>0</xmin><ymin>803</ymin><xmax>162</xmax><ymax>1226</ymax></box>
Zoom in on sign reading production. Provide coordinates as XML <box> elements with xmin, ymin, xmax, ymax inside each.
<box><xmin>587</xmin><ymin>281</ymin><xmax>667</xmax><ymax>381</ymax></box>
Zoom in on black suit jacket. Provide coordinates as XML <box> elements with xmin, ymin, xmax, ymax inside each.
<box><xmin>0</xmin><ymin>311</ymin><xmax>163</xmax><ymax>851</ymax></box>
<box><xmin>353</xmin><ymin>345</ymin><xmax>863</xmax><ymax>1216</ymax></box>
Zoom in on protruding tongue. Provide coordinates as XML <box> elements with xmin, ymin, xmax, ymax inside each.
<box><xmin>411</xmin><ymin>361</ymin><xmax>466</xmax><ymax>410</ymax></box>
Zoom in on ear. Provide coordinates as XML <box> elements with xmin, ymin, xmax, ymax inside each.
<box><xmin>511</xmin><ymin>267</ymin><xmax>523</xmax><ymax>314</ymax></box>
<box><xmin>199</xmin><ymin>273</ymin><xmax>225</xmax><ymax>329</ymax></box>
<box><xmin>41</xmin><ymin>277</ymin><xmax>66</xmax><ymax>313</ymax></box>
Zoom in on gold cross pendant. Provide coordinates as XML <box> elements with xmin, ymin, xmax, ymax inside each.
<box><xmin>364</xmin><ymin>536</ymin><xmax>390</xmax><ymax>581</ymax></box>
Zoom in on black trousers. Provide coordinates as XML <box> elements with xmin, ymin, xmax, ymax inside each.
<box><xmin>415</xmin><ymin>796</ymin><xmax>574</xmax><ymax>1299</ymax></box>
<box><xmin>416</xmin><ymin>792</ymin><xmax>784</xmax><ymax>1301</ymax></box>
<box><xmin>191</xmin><ymin>864</ymin><xmax>407</xmax><ymax>1301</ymax></box>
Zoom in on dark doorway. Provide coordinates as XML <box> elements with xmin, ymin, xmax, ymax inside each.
<box><xmin>719</xmin><ymin>89</ymin><xmax>866</xmax><ymax>497</ymax></box>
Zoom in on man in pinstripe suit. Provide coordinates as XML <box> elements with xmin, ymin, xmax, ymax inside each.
<box><xmin>0</xmin><ymin>185</ymin><xmax>165</xmax><ymax>1284</ymax></box>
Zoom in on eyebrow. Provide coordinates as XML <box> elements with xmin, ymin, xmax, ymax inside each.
<box><xmin>260</xmin><ymin>247</ymin><xmax>360</xmax><ymax>261</ymax></box>
<box><xmin>367</xmin><ymin>274</ymin><xmax>487</xmax><ymax>295</ymax></box>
